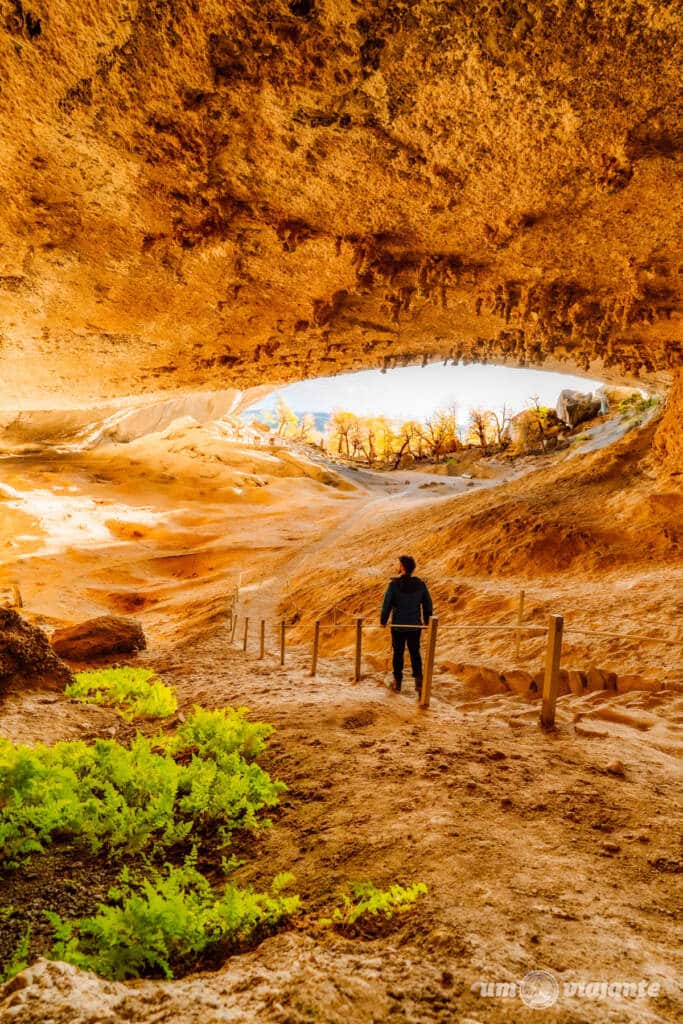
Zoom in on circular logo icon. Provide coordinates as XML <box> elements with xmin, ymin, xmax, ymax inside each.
<box><xmin>519</xmin><ymin>970</ymin><xmax>560</xmax><ymax>1009</ymax></box>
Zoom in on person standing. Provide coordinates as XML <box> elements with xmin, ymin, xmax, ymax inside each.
<box><xmin>380</xmin><ymin>555</ymin><xmax>433</xmax><ymax>696</ymax></box>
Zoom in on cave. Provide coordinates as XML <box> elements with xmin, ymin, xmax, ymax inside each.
<box><xmin>0</xmin><ymin>2</ymin><xmax>681</xmax><ymax>1021</ymax></box>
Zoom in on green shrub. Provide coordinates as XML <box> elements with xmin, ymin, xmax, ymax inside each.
<box><xmin>619</xmin><ymin>394</ymin><xmax>659</xmax><ymax>418</ymax></box>
<box><xmin>320</xmin><ymin>881</ymin><xmax>427</xmax><ymax>930</ymax></box>
<box><xmin>47</xmin><ymin>859</ymin><xmax>299</xmax><ymax>980</ymax></box>
<box><xmin>0</xmin><ymin>926</ymin><xmax>30</xmax><ymax>983</ymax></box>
<box><xmin>159</xmin><ymin>705</ymin><xmax>274</xmax><ymax>761</ymax></box>
<box><xmin>0</xmin><ymin>708</ymin><xmax>284</xmax><ymax>868</ymax></box>
<box><xmin>66</xmin><ymin>667</ymin><xmax>178</xmax><ymax>720</ymax></box>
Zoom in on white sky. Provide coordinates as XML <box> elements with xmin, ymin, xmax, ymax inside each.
<box><xmin>248</xmin><ymin>363</ymin><xmax>603</xmax><ymax>420</ymax></box>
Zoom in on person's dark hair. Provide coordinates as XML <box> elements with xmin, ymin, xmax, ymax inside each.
<box><xmin>399</xmin><ymin>555</ymin><xmax>416</xmax><ymax>575</ymax></box>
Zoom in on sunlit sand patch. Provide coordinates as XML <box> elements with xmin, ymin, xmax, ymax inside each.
<box><xmin>0</xmin><ymin>480</ymin><xmax>171</xmax><ymax>556</ymax></box>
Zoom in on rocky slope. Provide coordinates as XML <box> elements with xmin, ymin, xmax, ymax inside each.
<box><xmin>0</xmin><ymin>0</ymin><xmax>681</xmax><ymax>411</ymax></box>
<box><xmin>278</xmin><ymin>409</ymin><xmax>683</xmax><ymax>683</ymax></box>
<box><xmin>0</xmin><ymin>422</ymin><xmax>357</xmax><ymax>641</ymax></box>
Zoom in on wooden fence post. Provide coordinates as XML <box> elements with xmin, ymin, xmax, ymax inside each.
<box><xmin>11</xmin><ymin>582</ymin><xmax>22</xmax><ymax>609</ymax></box>
<box><xmin>242</xmin><ymin>616</ymin><xmax>249</xmax><ymax>653</ymax></box>
<box><xmin>354</xmin><ymin>617</ymin><xmax>363</xmax><ymax>683</ymax></box>
<box><xmin>540</xmin><ymin>614</ymin><xmax>563</xmax><ymax>730</ymax></box>
<box><xmin>280</xmin><ymin>620</ymin><xmax>286</xmax><ymax>666</ymax></box>
<box><xmin>514</xmin><ymin>589</ymin><xmax>525</xmax><ymax>660</ymax></box>
<box><xmin>259</xmin><ymin>619</ymin><xmax>265</xmax><ymax>659</ymax></box>
<box><xmin>311</xmin><ymin>620</ymin><xmax>320</xmax><ymax>676</ymax></box>
<box><xmin>420</xmin><ymin>617</ymin><xmax>439</xmax><ymax>709</ymax></box>
<box><xmin>231</xmin><ymin>613</ymin><xmax>238</xmax><ymax>644</ymax></box>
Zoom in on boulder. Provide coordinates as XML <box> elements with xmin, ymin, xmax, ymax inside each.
<box><xmin>461</xmin><ymin>665</ymin><xmax>509</xmax><ymax>696</ymax></box>
<box><xmin>531</xmin><ymin>670</ymin><xmax>544</xmax><ymax>696</ymax></box>
<box><xmin>0</xmin><ymin>607</ymin><xmax>73</xmax><ymax>696</ymax></box>
<box><xmin>501</xmin><ymin>669</ymin><xmax>536</xmax><ymax>698</ymax></box>
<box><xmin>616</xmin><ymin>674</ymin><xmax>662</xmax><ymax>694</ymax></box>
<box><xmin>529</xmin><ymin>669</ymin><xmax>570</xmax><ymax>697</ymax></box>
<box><xmin>595</xmin><ymin>385</ymin><xmax>643</xmax><ymax>411</ymax></box>
<box><xmin>508</xmin><ymin>407</ymin><xmax>564</xmax><ymax>452</ymax></box>
<box><xmin>586</xmin><ymin>666</ymin><xmax>618</xmax><ymax>692</ymax></box>
<box><xmin>556</xmin><ymin>389</ymin><xmax>602</xmax><ymax>428</ymax></box>
<box><xmin>567</xmin><ymin>668</ymin><xmax>588</xmax><ymax>695</ymax></box>
<box><xmin>557</xmin><ymin>668</ymin><xmax>571</xmax><ymax>696</ymax></box>
<box><xmin>51</xmin><ymin>615</ymin><xmax>146</xmax><ymax>661</ymax></box>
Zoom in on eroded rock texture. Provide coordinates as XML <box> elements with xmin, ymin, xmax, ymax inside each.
<box><xmin>0</xmin><ymin>608</ymin><xmax>73</xmax><ymax>696</ymax></box>
<box><xmin>0</xmin><ymin>0</ymin><xmax>681</xmax><ymax>409</ymax></box>
<box><xmin>654</xmin><ymin>368</ymin><xmax>683</xmax><ymax>475</ymax></box>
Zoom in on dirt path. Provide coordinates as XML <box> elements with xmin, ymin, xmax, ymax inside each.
<box><xmin>146</xmin><ymin>636</ymin><xmax>683</xmax><ymax>1024</ymax></box>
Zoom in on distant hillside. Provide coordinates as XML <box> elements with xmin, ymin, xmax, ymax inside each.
<box><xmin>242</xmin><ymin>409</ymin><xmax>330</xmax><ymax>433</ymax></box>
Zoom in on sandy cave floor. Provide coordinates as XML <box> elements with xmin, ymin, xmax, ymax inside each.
<box><xmin>0</xmin><ymin>415</ymin><xmax>682</xmax><ymax>1022</ymax></box>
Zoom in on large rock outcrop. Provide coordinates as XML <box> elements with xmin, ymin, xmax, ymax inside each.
<box><xmin>51</xmin><ymin>615</ymin><xmax>147</xmax><ymax>661</ymax></box>
<box><xmin>0</xmin><ymin>1</ymin><xmax>680</xmax><ymax>412</ymax></box>
<box><xmin>556</xmin><ymin>389</ymin><xmax>602</xmax><ymax>428</ymax></box>
<box><xmin>0</xmin><ymin>608</ymin><xmax>73</xmax><ymax>696</ymax></box>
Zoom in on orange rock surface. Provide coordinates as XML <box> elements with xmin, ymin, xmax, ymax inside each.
<box><xmin>0</xmin><ymin>0</ymin><xmax>680</xmax><ymax>410</ymax></box>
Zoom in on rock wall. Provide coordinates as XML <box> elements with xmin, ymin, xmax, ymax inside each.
<box><xmin>0</xmin><ymin>386</ymin><xmax>273</xmax><ymax>448</ymax></box>
<box><xmin>0</xmin><ymin>1</ymin><xmax>680</xmax><ymax>410</ymax></box>
<box><xmin>654</xmin><ymin>369</ymin><xmax>683</xmax><ymax>476</ymax></box>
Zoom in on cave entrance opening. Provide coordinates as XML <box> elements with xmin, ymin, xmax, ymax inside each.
<box><xmin>241</xmin><ymin>361</ymin><xmax>632</xmax><ymax>465</ymax></box>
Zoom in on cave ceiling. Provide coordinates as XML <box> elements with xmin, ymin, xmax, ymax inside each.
<box><xmin>0</xmin><ymin>0</ymin><xmax>681</xmax><ymax>409</ymax></box>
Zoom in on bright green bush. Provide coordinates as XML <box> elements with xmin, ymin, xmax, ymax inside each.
<box><xmin>320</xmin><ymin>881</ymin><xmax>428</xmax><ymax>929</ymax></box>
<box><xmin>159</xmin><ymin>704</ymin><xmax>274</xmax><ymax>761</ymax></box>
<box><xmin>0</xmin><ymin>708</ymin><xmax>284</xmax><ymax>868</ymax></box>
<box><xmin>46</xmin><ymin>859</ymin><xmax>299</xmax><ymax>980</ymax></box>
<box><xmin>66</xmin><ymin>667</ymin><xmax>178</xmax><ymax>720</ymax></box>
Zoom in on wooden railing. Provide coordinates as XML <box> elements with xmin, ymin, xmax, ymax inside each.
<box><xmin>231</xmin><ymin>599</ymin><xmax>683</xmax><ymax>731</ymax></box>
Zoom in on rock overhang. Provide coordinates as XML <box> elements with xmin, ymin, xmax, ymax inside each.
<box><xmin>0</xmin><ymin>0</ymin><xmax>680</xmax><ymax>411</ymax></box>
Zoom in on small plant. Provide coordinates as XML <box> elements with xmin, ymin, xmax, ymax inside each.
<box><xmin>320</xmin><ymin>881</ymin><xmax>427</xmax><ymax>933</ymax></box>
<box><xmin>66</xmin><ymin>667</ymin><xmax>177</xmax><ymax>720</ymax></box>
<box><xmin>47</xmin><ymin>859</ymin><xmax>299</xmax><ymax>980</ymax></box>
<box><xmin>619</xmin><ymin>394</ymin><xmax>659</xmax><ymax>419</ymax></box>
<box><xmin>0</xmin><ymin>708</ymin><xmax>284</xmax><ymax>867</ymax></box>
<box><xmin>0</xmin><ymin>926</ymin><xmax>30</xmax><ymax>983</ymax></box>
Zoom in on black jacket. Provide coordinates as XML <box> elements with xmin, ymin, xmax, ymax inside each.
<box><xmin>380</xmin><ymin>575</ymin><xmax>433</xmax><ymax>627</ymax></box>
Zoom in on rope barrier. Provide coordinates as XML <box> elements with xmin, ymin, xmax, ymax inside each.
<box><xmin>233</xmin><ymin>615</ymin><xmax>682</xmax><ymax>647</ymax></box>
<box><xmin>563</xmin><ymin>628</ymin><xmax>683</xmax><ymax>646</ymax></box>
<box><xmin>436</xmin><ymin>623</ymin><xmax>545</xmax><ymax>634</ymax></box>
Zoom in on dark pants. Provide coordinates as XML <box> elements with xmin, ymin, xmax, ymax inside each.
<box><xmin>392</xmin><ymin>629</ymin><xmax>423</xmax><ymax>689</ymax></box>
